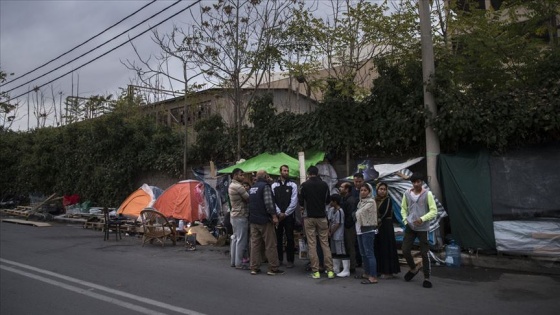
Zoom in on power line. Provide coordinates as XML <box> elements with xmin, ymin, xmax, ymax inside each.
<box><xmin>11</xmin><ymin>0</ymin><xmax>203</xmax><ymax>100</ymax></box>
<box><xmin>1</xmin><ymin>0</ymin><xmax>157</xmax><ymax>87</ymax></box>
<box><xmin>4</xmin><ymin>0</ymin><xmax>183</xmax><ymax>94</ymax></box>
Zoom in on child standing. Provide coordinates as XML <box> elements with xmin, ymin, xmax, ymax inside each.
<box><xmin>329</xmin><ymin>194</ymin><xmax>350</xmax><ymax>277</ymax></box>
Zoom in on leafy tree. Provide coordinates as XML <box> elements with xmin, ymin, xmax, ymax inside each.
<box><xmin>430</xmin><ymin>0</ymin><xmax>560</xmax><ymax>152</ymax></box>
<box><xmin>0</xmin><ymin>93</ymin><xmax>183</xmax><ymax>207</ymax></box>
<box><xmin>358</xmin><ymin>55</ymin><xmax>426</xmax><ymax>156</ymax></box>
<box><xmin>192</xmin><ymin>114</ymin><xmax>234</xmax><ymax>162</ymax></box>
<box><xmin>511</xmin><ymin>0</ymin><xmax>560</xmax><ymax>47</ymax></box>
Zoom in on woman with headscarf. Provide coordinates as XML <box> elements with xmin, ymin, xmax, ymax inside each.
<box><xmin>374</xmin><ymin>182</ymin><xmax>401</xmax><ymax>279</ymax></box>
<box><xmin>354</xmin><ymin>183</ymin><xmax>378</xmax><ymax>284</ymax></box>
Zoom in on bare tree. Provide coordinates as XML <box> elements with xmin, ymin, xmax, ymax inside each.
<box><xmin>123</xmin><ymin>25</ymin><xmax>209</xmax><ymax>179</ymax></box>
<box><xmin>122</xmin><ymin>28</ymin><xmax>204</xmax><ymax>103</ymax></box>
<box><xmin>31</xmin><ymin>86</ymin><xmax>54</xmax><ymax>128</ymax></box>
<box><xmin>185</xmin><ymin>0</ymin><xmax>300</xmax><ymax>160</ymax></box>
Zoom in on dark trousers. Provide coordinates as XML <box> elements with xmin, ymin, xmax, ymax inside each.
<box><xmin>276</xmin><ymin>214</ymin><xmax>295</xmax><ymax>263</ymax></box>
<box><xmin>344</xmin><ymin>227</ymin><xmax>357</xmax><ymax>269</ymax></box>
<box><xmin>402</xmin><ymin>225</ymin><xmax>431</xmax><ymax>279</ymax></box>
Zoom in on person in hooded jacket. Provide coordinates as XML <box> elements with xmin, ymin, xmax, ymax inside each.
<box><xmin>400</xmin><ymin>172</ymin><xmax>437</xmax><ymax>288</ymax></box>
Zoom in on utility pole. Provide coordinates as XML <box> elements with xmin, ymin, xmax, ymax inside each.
<box><xmin>418</xmin><ymin>0</ymin><xmax>442</xmax><ymax>200</ymax></box>
<box><xmin>183</xmin><ymin>64</ymin><xmax>189</xmax><ymax>180</ymax></box>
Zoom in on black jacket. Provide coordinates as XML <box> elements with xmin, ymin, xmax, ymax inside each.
<box><xmin>299</xmin><ymin>176</ymin><xmax>329</xmax><ymax>218</ymax></box>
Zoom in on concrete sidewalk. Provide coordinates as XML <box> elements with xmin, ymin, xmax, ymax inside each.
<box><xmin>460</xmin><ymin>251</ymin><xmax>560</xmax><ymax>275</ymax></box>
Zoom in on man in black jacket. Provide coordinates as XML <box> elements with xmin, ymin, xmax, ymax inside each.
<box><xmin>299</xmin><ymin>166</ymin><xmax>333</xmax><ymax>279</ymax></box>
<box><xmin>272</xmin><ymin>165</ymin><xmax>298</xmax><ymax>269</ymax></box>
<box><xmin>248</xmin><ymin>170</ymin><xmax>284</xmax><ymax>276</ymax></box>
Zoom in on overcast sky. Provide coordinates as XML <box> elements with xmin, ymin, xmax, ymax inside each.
<box><xmin>1</xmin><ymin>0</ymin><xmax>199</xmax><ymax>131</ymax></box>
<box><xmin>1</xmin><ymin>0</ymin><xmax>396</xmax><ymax>131</ymax></box>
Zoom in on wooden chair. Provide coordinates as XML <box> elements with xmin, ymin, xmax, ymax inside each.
<box><xmin>102</xmin><ymin>207</ymin><xmax>123</xmax><ymax>241</ymax></box>
<box><xmin>139</xmin><ymin>208</ymin><xmax>177</xmax><ymax>247</ymax></box>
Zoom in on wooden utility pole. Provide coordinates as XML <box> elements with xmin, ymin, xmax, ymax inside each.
<box><xmin>419</xmin><ymin>0</ymin><xmax>442</xmax><ymax>200</ymax></box>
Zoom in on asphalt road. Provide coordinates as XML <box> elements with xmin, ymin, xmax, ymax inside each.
<box><xmin>1</xmin><ymin>219</ymin><xmax>559</xmax><ymax>315</ymax></box>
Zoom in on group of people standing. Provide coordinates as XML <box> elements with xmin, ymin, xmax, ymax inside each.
<box><xmin>227</xmin><ymin>164</ymin><xmax>437</xmax><ymax>288</ymax></box>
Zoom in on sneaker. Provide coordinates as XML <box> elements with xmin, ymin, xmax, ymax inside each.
<box><xmin>310</xmin><ymin>271</ymin><xmax>320</xmax><ymax>279</ymax></box>
<box><xmin>327</xmin><ymin>271</ymin><xmax>335</xmax><ymax>279</ymax></box>
<box><xmin>250</xmin><ymin>269</ymin><xmax>261</xmax><ymax>275</ymax></box>
<box><xmin>267</xmin><ymin>269</ymin><xmax>285</xmax><ymax>276</ymax></box>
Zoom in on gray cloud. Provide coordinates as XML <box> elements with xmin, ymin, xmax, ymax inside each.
<box><xmin>1</xmin><ymin>1</ymin><xmax>186</xmax><ymax>130</ymax></box>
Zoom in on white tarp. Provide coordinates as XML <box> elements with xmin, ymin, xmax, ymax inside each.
<box><xmin>494</xmin><ymin>219</ymin><xmax>560</xmax><ymax>256</ymax></box>
<box><xmin>374</xmin><ymin>157</ymin><xmax>424</xmax><ymax>178</ymax></box>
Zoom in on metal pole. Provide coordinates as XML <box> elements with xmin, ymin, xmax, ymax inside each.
<box><xmin>419</xmin><ymin>0</ymin><xmax>442</xmax><ymax>200</ymax></box>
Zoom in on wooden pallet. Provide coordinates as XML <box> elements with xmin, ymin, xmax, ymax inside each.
<box><xmin>1</xmin><ymin>208</ymin><xmax>32</xmax><ymax>217</ymax></box>
<box><xmin>83</xmin><ymin>221</ymin><xmax>104</xmax><ymax>230</ymax></box>
<box><xmin>1</xmin><ymin>218</ymin><xmax>51</xmax><ymax>227</ymax></box>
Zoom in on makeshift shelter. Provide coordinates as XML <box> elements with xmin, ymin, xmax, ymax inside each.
<box><xmin>117</xmin><ymin>184</ymin><xmax>163</xmax><ymax>219</ymax></box>
<box><xmin>350</xmin><ymin>157</ymin><xmax>447</xmax><ymax>248</ymax></box>
<box><xmin>192</xmin><ymin>171</ymin><xmax>221</xmax><ymax>224</ymax></box>
<box><xmin>218</xmin><ymin>152</ymin><xmax>300</xmax><ymax>177</ymax></box>
<box><xmin>153</xmin><ymin>180</ymin><xmax>207</xmax><ymax>223</ymax></box>
<box><xmin>439</xmin><ymin>144</ymin><xmax>560</xmax><ymax>256</ymax></box>
<box><xmin>316</xmin><ymin>161</ymin><xmax>339</xmax><ymax>194</ymax></box>
<box><xmin>218</xmin><ymin>150</ymin><xmax>327</xmax><ymax>178</ymax></box>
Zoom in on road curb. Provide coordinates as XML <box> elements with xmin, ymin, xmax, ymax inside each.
<box><xmin>460</xmin><ymin>252</ymin><xmax>560</xmax><ymax>275</ymax></box>
<box><xmin>47</xmin><ymin>215</ymin><xmax>560</xmax><ymax>276</ymax></box>
<box><xmin>53</xmin><ymin>215</ymin><xmax>87</xmax><ymax>225</ymax></box>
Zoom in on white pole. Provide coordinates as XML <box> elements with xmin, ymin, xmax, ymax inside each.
<box><xmin>419</xmin><ymin>0</ymin><xmax>442</xmax><ymax>200</ymax></box>
<box><xmin>298</xmin><ymin>151</ymin><xmax>306</xmax><ymax>184</ymax></box>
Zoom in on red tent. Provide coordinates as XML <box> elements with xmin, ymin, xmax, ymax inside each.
<box><xmin>152</xmin><ymin>180</ymin><xmax>207</xmax><ymax>222</ymax></box>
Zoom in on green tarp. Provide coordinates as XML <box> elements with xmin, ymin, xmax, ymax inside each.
<box><xmin>303</xmin><ymin>149</ymin><xmax>325</xmax><ymax>171</ymax></box>
<box><xmin>218</xmin><ymin>151</ymin><xmax>325</xmax><ymax>177</ymax></box>
<box><xmin>438</xmin><ymin>151</ymin><xmax>496</xmax><ymax>250</ymax></box>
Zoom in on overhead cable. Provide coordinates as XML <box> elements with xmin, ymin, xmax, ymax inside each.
<box><xmin>4</xmin><ymin>0</ymin><xmax>183</xmax><ymax>94</ymax></box>
<box><xmin>10</xmin><ymin>0</ymin><xmax>202</xmax><ymax>100</ymax></box>
<box><xmin>1</xmin><ymin>0</ymin><xmax>157</xmax><ymax>87</ymax></box>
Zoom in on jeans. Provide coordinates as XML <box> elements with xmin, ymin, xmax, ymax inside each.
<box><xmin>358</xmin><ymin>232</ymin><xmax>377</xmax><ymax>277</ymax></box>
<box><xmin>230</xmin><ymin>216</ymin><xmax>248</xmax><ymax>267</ymax></box>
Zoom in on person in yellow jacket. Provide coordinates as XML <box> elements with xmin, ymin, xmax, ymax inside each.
<box><xmin>400</xmin><ymin>172</ymin><xmax>437</xmax><ymax>288</ymax></box>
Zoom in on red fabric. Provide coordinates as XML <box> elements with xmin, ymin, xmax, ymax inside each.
<box><xmin>153</xmin><ymin>180</ymin><xmax>205</xmax><ymax>223</ymax></box>
<box><xmin>63</xmin><ymin>194</ymin><xmax>80</xmax><ymax>206</ymax></box>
